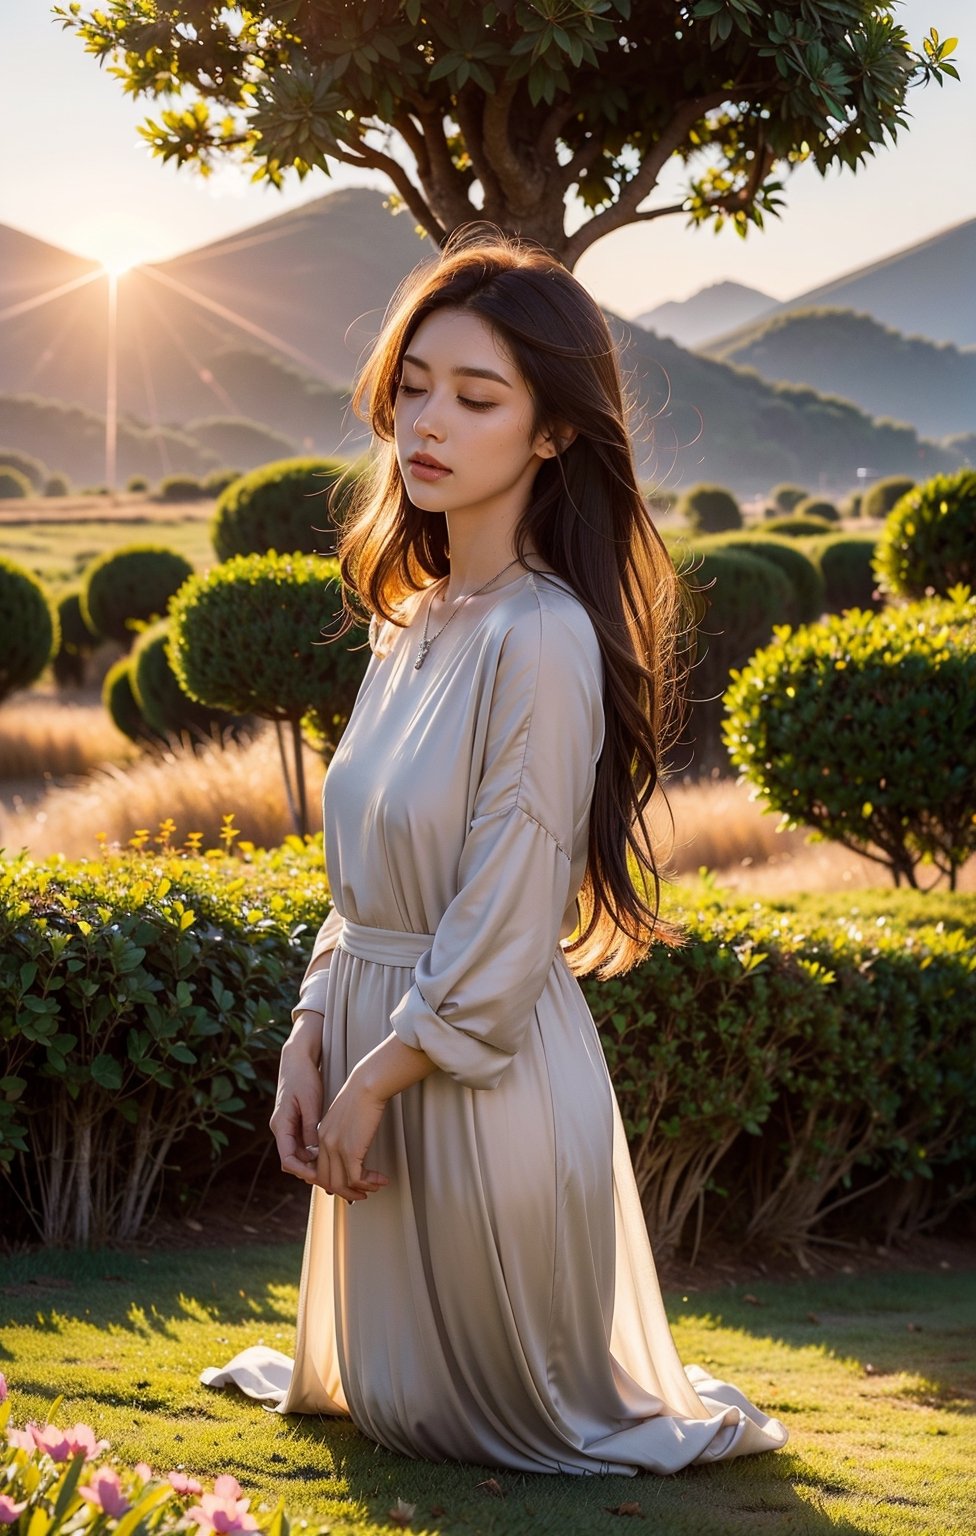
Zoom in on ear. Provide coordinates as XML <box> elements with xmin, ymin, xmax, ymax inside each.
<box><xmin>535</xmin><ymin>422</ymin><xmax>578</xmax><ymax>459</ymax></box>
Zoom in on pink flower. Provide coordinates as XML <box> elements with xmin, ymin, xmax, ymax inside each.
<box><xmin>78</xmin><ymin>1467</ymin><xmax>131</xmax><ymax>1519</ymax></box>
<box><xmin>185</xmin><ymin>1487</ymin><xmax>258</xmax><ymax>1535</ymax></box>
<box><xmin>27</xmin><ymin>1424</ymin><xmax>71</xmax><ymax>1463</ymax></box>
<box><xmin>6</xmin><ymin>1429</ymin><xmax>34</xmax><ymax>1454</ymax></box>
<box><xmin>0</xmin><ymin>1372</ymin><xmax>7</xmax><ymax>1403</ymax></box>
<box><xmin>133</xmin><ymin>1462</ymin><xmax>153</xmax><ymax>1483</ymax></box>
<box><xmin>0</xmin><ymin>1496</ymin><xmax>27</xmax><ymax>1525</ymax></box>
<box><xmin>63</xmin><ymin>1424</ymin><xmax>109</xmax><ymax>1460</ymax></box>
<box><xmin>168</xmin><ymin>1472</ymin><xmax>204</xmax><ymax>1496</ymax></box>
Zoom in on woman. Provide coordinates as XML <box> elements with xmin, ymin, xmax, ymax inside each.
<box><xmin>202</xmin><ymin>232</ymin><xmax>788</xmax><ymax>1475</ymax></box>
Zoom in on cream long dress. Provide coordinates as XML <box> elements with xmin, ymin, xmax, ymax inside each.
<box><xmin>201</xmin><ymin>566</ymin><xmax>788</xmax><ymax>1476</ymax></box>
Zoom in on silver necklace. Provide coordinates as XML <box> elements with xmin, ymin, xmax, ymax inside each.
<box><xmin>414</xmin><ymin>557</ymin><xmax>522</xmax><ymax>670</ymax></box>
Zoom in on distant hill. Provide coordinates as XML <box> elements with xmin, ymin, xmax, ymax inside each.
<box><xmin>702</xmin><ymin>308</ymin><xmax>976</xmax><ymax>440</ymax></box>
<box><xmin>773</xmin><ymin>217</ymin><xmax>976</xmax><ymax>347</ymax></box>
<box><xmin>0</xmin><ymin>192</ymin><xmax>963</xmax><ymax>494</ymax></box>
<box><xmin>0</xmin><ymin>189</ymin><xmax>434</xmax><ymax>448</ymax></box>
<box><xmin>613</xmin><ymin>319</ymin><xmax>959</xmax><ymax>494</ymax></box>
<box><xmin>635</xmin><ymin>281</ymin><xmax>776</xmax><ymax>348</ymax></box>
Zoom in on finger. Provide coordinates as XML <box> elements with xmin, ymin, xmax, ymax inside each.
<box><xmin>278</xmin><ymin>1153</ymin><xmax>319</xmax><ymax>1183</ymax></box>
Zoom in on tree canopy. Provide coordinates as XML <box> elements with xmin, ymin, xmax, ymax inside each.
<box><xmin>56</xmin><ymin>1</ymin><xmax>959</xmax><ymax>267</ymax></box>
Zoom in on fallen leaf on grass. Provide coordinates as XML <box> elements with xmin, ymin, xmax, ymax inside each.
<box><xmin>475</xmin><ymin>1478</ymin><xmax>506</xmax><ymax>1497</ymax></box>
<box><xmin>387</xmin><ymin>1497</ymin><xmax>415</xmax><ymax>1527</ymax></box>
<box><xmin>742</xmin><ymin>1293</ymin><xmax>763</xmax><ymax>1306</ymax></box>
<box><xmin>605</xmin><ymin>1502</ymin><xmax>644</xmax><ymax>1517</ymax></box>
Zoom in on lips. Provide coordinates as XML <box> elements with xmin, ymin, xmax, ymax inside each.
<box><xmin>408</xmin><ymin>452</ymin><xmax>452</xmax><ymax>483</ymax></box>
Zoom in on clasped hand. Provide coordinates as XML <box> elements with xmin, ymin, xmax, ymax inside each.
<box><xmin>271</xmin><ymin>1044</ymin><xmax>389</xmax><ymax>1205</ymax></box>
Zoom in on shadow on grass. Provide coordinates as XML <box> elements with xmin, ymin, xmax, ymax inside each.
<box><xmin>276</xmin><ymin>1413</ymin><xmax>870</xmax><ymax>1536</ymax></box>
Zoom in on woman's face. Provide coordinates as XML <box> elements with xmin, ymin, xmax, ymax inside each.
<box><xmin>393</xmin><ymin>307</ymin><xmax>556</xmax><ymax>521</ymax></box>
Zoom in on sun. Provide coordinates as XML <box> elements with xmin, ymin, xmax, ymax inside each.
<box><xmin>102</xmin><ymin>255</ymin><xmax>134</xmax><ymax>278</ymax></box>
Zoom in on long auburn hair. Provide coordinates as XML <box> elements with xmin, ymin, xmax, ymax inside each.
<box><xmin>334</xmin><ymin>229</ymin><xmax>696</xmax><ymax>976</ymax></box>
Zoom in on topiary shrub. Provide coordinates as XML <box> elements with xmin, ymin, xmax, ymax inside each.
<box><xmin>0</xmin><ymin>450</ymin><xmax>46</xmax><ymax>491</ymax></box>
<box><xmin>52</xmin><ymin>589</ymin><xmax>98</xmax><ymax>689</ymax></box>
<box><xmin>861</xmin><ymin>475</ymin><xmax>915</xmax><ymax>521</ymax></box>
<box><xmin>794</xmin><ymin>496</ymin><xmax>840</xmax><ymax>523</ymax></box>
<box><xmin>676</xmin><ymin>545</ymin><xmax>793</xmax><ymax>771</ymax></box>
<box><xmin>102</xmin><ymin>654</ymin><xmax>165</xmax><ymax>744</ymax></box>
<box><xmin>81</xmin><ymin>544</ymin><xmax>195</xmax><ymax>648</ymax></box>
<box><xmin>0</xmin><ymin>467</ymin><xmax>31</xmax><ymax>500</ymax></box>
<box><xmin>0</xmin><ymin>558</ymin><xmax>59</xmax><ymax>703</ymax></box>
<box><xmin>839</xmin><ymin>489</ymin><xmax>863</xmax><ymax>519</ymax></box>
<box><xmin>43</xmin><ymin>473</ymin><xmax>70</xmax><ymax>497</ymax></box>
<box><xmin>769</xmin><ymin>483</ymin><xmax>809</xmax><ymax>514</ymax></box>
<box><xmin>168</xmin><ymin>551</ymin><xmax>370</xmax><ymax>833</ymax></box>
<box><xmin>697</xmin><ymin>533</ymin><xmax>825</xmax><ymax>625</ymax></box>
<box><xmin>155</xmin><ymin>474</ymin><xmax>208</xmax><ymax>502</ymax></box>
<box><xmin>802</xmin><ymin>535</ymin><xmax>882</xmax><ymax>614</ymax></box>
<box><xmin>873</xmin><ymin>468</ymin><xmax>976</xmax><ymax>599</ymax></box>
<box><xmin>723</xmin><ymin>590</ymin><xmax>976</xmax><ymax>889</ymax></box>
<box><xmin>126</xmin><ymin>474</ymin><xmax>149</xmax><ymax>493</ymax></box>
<box><xmin>762</xmin><ymin>514</ymin><xmax>835</xmax><ymax>539</ymax></box>
<box><xmin>203</xmin><ymin>466</ymin><xmax>242</xmax><ymax>497</ymax></box>
<box><xmin>130</xmin><ymin>618</ymin><xmax>252</xmax><ymax>744</ymax></box>
<box><xmin>676</xmin><ymin>483</ymin><xmax>742</xmax><ymax>536</ymax></box>
<box><xmin>211</xmin><ymin>456</ymin><xmax>359</xmax><ymax>561</ymax></box>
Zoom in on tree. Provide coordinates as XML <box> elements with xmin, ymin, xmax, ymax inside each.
<box><xmin>55</xmin><ymin>2</ymin><xmax>958</xmax><ymax>268</ymax></box>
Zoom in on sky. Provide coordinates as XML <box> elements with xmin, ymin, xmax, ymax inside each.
<box><xmin>5</xmin><ymin>0</ymin><xmax>974</xmax><ymax>317</ymax></box>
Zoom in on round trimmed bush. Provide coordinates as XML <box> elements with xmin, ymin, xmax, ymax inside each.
<box><xmin>769</xmin><ymin>483</ymin><xmax>809</xmax><ymax>514</ymax></box>
<box><xmin>0</xmin><ymin>467</ymin><xmax>31</xmax><ymax>500</ymax></box>
<box><xmin>862</xmin><ymin>476</ymin><xmax>915</xmax><ymax>522</ymax></box>
<box><xmin>126</xmin><ymin>475</ymin><xmax>149</xmax><ymax>493</ymax></box>
<box><xmin>676</xmin><ymin>483</ymin><xmax>742</xmax><ymax>536</ymax></box>
<box><xmin>0</xmin><ymin>558</ymin><xmax>59</xmax><ymax>702</ymax></box>
<box><xmin>0</xmin><ymin>451</ymin><xmax>46</xmax><ymax>492</ymax></box>
<box><xmin>802</xmin><ymin>535</ymin><xmax>882</xmax><ymax>614</ymax></box>
<box><xmin>81</xmin><ymin>545</ymin><xmax>195</xmax><ymax>648</ymax></box>
<box><xmin>839</xmin><ymin>490</ymin><xmax>863</xmax><ymax>519</ymax></box>
<box><xmin>102</xmin><ymin>655</ymin><xmax>164</xmax><ymax>744</ymax></box>
<box><xmin>211</xmin><ymin>457</ymin><xmax>359</xmax><ymax>561</ymax></box>
<box><xmin>697</xmin><ymin>533</ymin><xmax>824</xmax><ymax>625</ymax></box>
<box><xmin>52</xmin><ymin>589</ymin><xmax>98</xmax><ymax>689</ymax></box>
<box><xmin>723</xmin><ymin>591</ymin><xmax>976</xmax><ymax>889</ymax></box>
<box><xmin>873</xmin><ymin>469</ymin><xmax>976</xmax><ymax>599</ymax></box>
<box><xmin>763</xmin><ymin>514</ymin><xmax>835</xmax><ymax>540</ymax></box>
<box><xmin>155</xmin><ymin>474</ymin><xmax>207</xmax><ymax>503</ymax></box>
<box><xmin>43</xmin><ymin>474</ymin><xmax>70</xmax><ymax>497</ymax></box>
<box><xmin>676</xmin><ymin>545</ymin><xmax>793</xmax><ymax>770</ymax></box>
<box><xmin>168</xmin><ymin>551</ymin><xmax>369</xmax><ymax>728</ymax></box>
<box><xmin>794</xmin><ymin>496</ymin><xmax>840</xmax><ymax>524</ymax></box>
<box><xmin>130</xmin><ymin>619</ymin><xmax>252</xmax><ymax>743</ymax></box>
<box><xmin>203</xmin><ymin>468</ymin><xmax>242</xmax><ymax>498</ymax></box>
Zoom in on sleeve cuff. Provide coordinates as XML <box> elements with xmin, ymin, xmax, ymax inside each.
<box><xmin>390</xmin><ymin>980</ymin><xmax>515</xmax><ymax>1092</ymax></box>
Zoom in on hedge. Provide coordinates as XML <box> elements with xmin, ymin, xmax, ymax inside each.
<box><xmin>2</xmin><ymin>841</ymin><xmax>973</xmax><ymax>1256</ymax></box>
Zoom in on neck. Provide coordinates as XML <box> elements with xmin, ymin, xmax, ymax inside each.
<box><xmin>439</xmin><ymin>516</ymin><xmax>546</xmax><ymax>602</ymax></box>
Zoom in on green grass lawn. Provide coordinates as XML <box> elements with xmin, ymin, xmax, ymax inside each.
<box><xmin>0</xmin><ymin>514</ymin><xmax>216</xmax><ymax>589</ymax></box>
<box><xmin>1</xmin><ymin>1242</ymin><xmax>973</xmax><ymax>1536</ymax></box>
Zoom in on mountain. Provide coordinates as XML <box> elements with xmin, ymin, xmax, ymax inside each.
<box><xmin>702</xmin><ymin>308</ymin><xmax>976</xmax><ymax>440</ymax></box>
<box><xmin>0</xmin><ymin>192</ymin><xmax>963</xmax><ymax>493</ymax></box>
<box><xmin>613</xmin><ymin>319</ymin><xmax>958</xmax><ymax>494</ymax></box>
<box><xmin>0</xmin><ymin>189</ymin><xmax>435</xmax><ymax>455</ymax></box>
<box><xmin>635</xmin><ymin>281</ymin><xmax>776</xmax><ymax>349</ymax></box>
<box><xmin>772</xmin><ymin>217</ymin><xmax>976</xmax><ymax>348</ymax></box>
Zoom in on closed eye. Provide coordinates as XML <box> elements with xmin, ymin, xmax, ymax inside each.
<box><xmin>397</xmin><ymin>381</ymin><xmax>496</xmax><ymax>412</ymax></box>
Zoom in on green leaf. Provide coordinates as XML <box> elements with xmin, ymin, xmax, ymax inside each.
<box><xmin>90</xmin><ymin>1053</ymin><xmax>123</xmax><ymax>1090</ymax></box>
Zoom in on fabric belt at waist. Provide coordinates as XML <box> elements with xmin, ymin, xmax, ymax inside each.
<box><xmin>336</xmin><ymin>917</ymin><xmax>434</xmax><ymax>967</ymax></box>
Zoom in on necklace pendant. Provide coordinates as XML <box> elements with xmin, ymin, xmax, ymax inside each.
<box><xmin>414</xmin><ymin>639</ymin><xmax>431</xmax><ymax>670</ymax></box>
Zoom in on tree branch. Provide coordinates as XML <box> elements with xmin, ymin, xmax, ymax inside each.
<box><xmin>414</xmin><ymin>104</ymin><xmax>478</xmax><ymax>231</ymax></box>
<box><xmin>332</xmin><ymin>132</ymin><xmax>447</xmax><ymax>243</ymax></box>
<box><xmin>563</xmin><ymin>89</ymin><xmax>755</xmax><ymax>264</ymax></box>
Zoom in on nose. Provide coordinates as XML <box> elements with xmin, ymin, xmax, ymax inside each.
<box><xmin>412</xmin><ymin>392</ymin><xmax>445</xmax><ymax>442</ymax></box>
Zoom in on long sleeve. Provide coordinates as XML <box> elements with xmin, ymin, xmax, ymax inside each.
<box><xmin>290</xmin><ymin>905</ymin><xmax>344</xmax><ymax>1024</ymax></box>
<box><xmin>389</xmin><ymin>600</ymin><xmax>604</xmax><ymax>1090</ymax></box>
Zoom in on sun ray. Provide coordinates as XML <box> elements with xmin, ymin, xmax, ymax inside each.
<box><xmin>0</xmin><ymin>267</ymin><xmax>104</xmax><ymax>324</ymax></box>
<box><xmin>136</xmin><ymin>275</ymin><xmax>242</xmax><ymax>417</ymax></box>
<box><xmin>141</xmin><ymin>264</ymin><xmax>330</xmax><ymax>380</ymax></box>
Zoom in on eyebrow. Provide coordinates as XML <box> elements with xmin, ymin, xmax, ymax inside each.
<box><xmin>402</xmin><ymin>352</ymin><xmax>512</xmax><ymax>388</ymax></box>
